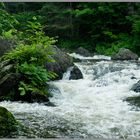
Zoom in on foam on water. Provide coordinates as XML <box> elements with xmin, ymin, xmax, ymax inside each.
<box><xmin>68</xmin><ymin>53</ymin><xmax>111</xmax><ymax>60</ymax></box>
<box><xmin>1</xmin><ymin>54</ymin><xmax>140</xmax><ymax>138</ymax></box>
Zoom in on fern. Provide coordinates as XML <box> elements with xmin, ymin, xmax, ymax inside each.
<box><xmin>2</xmin><ymin>17</ymin><xmax>57</xmax><ymax>97</ymax></box>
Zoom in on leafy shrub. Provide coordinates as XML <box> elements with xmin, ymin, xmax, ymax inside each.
<box><xmin>2</xmin><ymin>16</ymin><xmax>57</xmax><ymax>98</ymax></box>
<box><xmin>58</xmin><ymin>39</ymin><xmax>93</xmax><ymax>51</ymax></box>
<box><xmin>3</xmin><ymin>44</ymin><xmax>53</xmax><ymax>66</ymax></box>
<box><xmin>95</xmin><ymin>33</ymin><xmax>132</xmax><ymax>56</ymax></box>
<box><xmin>18</xmin><ymin>62</ymin><xmax>56</xmax><ymax>96</ymax></box>
<box><xmin>0</xmin><ymin>9</ymin><xmax>19</xmax><ymax>35</ymax></box>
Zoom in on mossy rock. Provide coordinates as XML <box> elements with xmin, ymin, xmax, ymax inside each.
<box><xmin>0</xmin><ymin>106</ymin><xmax>18</xmax><ymax>137</ymax></box>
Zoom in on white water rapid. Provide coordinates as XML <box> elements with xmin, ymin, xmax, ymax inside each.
<box><xmin>1</xmin><ymin>54</ymin><xmax>140</xmax><ymax>138</ymax></box>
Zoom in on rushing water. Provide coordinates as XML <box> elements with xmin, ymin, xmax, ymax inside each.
<box><xmin>1</xmin><ymin>54</ymin><xmax>140</xmax><ymax>138</ymax></box>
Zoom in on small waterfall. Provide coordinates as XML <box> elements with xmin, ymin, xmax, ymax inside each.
<box><xmin>1</xmin><ymin>54</ymin><xmax>140</xmax><ymax>138</ymax></box>
<box><xmin>62</xmin><ymin>67</ymin><xmax>73</xmax><ymax>80</ymax></box>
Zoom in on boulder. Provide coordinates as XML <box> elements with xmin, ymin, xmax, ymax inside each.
<box><xmin>125</xmin><ymin>96</ymin><xmax>140</xmax><ymax>107</ymax></box>
<box><xmin>131</xmin><ymin>80</ymin><xmax>140</xmax><ymax>92</ymax></box>
<box><xmin>111</xmin><ymin>48</ymin><xmax>138</xmax><ymax>60</ymax></box>
<box><xmin>46</xmin><ymin>46</ymin><xmax>73</xmax><ymax>79</ymax></box>
<box><xmin>21</xmin><ymin>91</ymin><xmax>49</xmax><ymax>103</ymax></box>
<box><xmin>0</xmin><ymin>73</ymin><xmax>21</xmax><ymax>98</ymax></box>
<box><xmin>0</xmin><ymin>61</ymin><xmax>15</xmax><ymax>79</ymax></box>
<box><xmin>75</xmin><ymin>47</ymin><xmax>92</xmax><ymax>57</ymax></box>
<box><xmin>0</xmin><ymin>106</ymin><xmax>18</xmax><ymax>137</ymax></box>
<box><xmin>30</xmin><ymin>92</ymin><xmax>49</xmax><ymax>103</ymax></box>
<box><xmin>0</xmin><ymin>59</ymin><xmax>52</xmax><ymax>103</ymax></box>
<box><xmin>69</xmin><ymin>65</ymin><xmax>83</xmax><ymax>80</ymax></box>
<box><xmin>19</xmin><ymin>92</ymin><xmax>55</xmax><ymax>106</ymax></box>
<box><xmin>0</xmin><ymin>39</ymin><xmax>15</xmax><ymax>57</ymax></box>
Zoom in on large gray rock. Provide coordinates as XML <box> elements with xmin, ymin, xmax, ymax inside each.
<box><xmin>0</xmin><ymin>73</ymin><xmax>21</xmax><ymax>98</ymax></box>
<box><xmin>0</xmin><ymin>60</ymin><xmax>15</xmax><ymax>80</ymax></box>
<box><xmin>0</xmin><ymin>106</ymin><xmax>18</xmax><ymax>137</ymax></box>
<box><xmin>69</xmin><ymin>65</ymin><xmax>83</xmax><ymax>80</ymax></box>
<box><xmin>46</xmin><ymin>46</ymin><xmax>73</xmax><ymax>79</ymax></box>
<box><xmin>111</xmin><ymin>48</ymin><xmax>138</xmax><ymax>60</ymax></box>
<box><xmin>0</xmin><ymin>39</ymin><xmax>14</xmax><ymax>57</ymax></box>
<box><xmin>75</xmin><ymin>47</ymin><xmax>92</xmax><ymax>57</ymax></box>
<box><xmin>131</xmin><ymin>80</ymin><xmax>140</xmax><ymax>92</ymax></box>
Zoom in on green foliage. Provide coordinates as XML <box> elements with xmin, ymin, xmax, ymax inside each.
<box><xmin>58</xmin><ymin>39</ymin><xmax>93</xmax><ymax>51</ymax></box>
<box><xmin>0</xmin><ymin>11</ymin><xmax>57</xmax><ymax>97</ymax></box>
<box><xmin>2</xmin><ymin>2</ymin><xmax>139</xmax><ymax>56</ymax></box>
<box><xmin>1</xmin><ymin>2</ymin><xmax>140</xmax><ymax>57</ymax></box>
<box><xmin>18</xmin><ymin>63</ymin><xmax>56</xmax><ymax>96</ymax></box>
<box><xmin>19</xmin><ymin>62</ymin><xmax>56</xmax><ymax>86</ymax></box>
<box><xmin>96</xmin><ymin>33</ymin><xmax>132</xmax><ymax>55</ymax></box>
<box><xmin>131</xmin><ymin>16</ymin><xmax>140</xmax><ymax>53</ymax></box>
<box><xmin>22</xmin><ymin>18</ymin><xmax>56</xmax><ymax>46</ymax></box>
<box><xmin>73</xmin><ymin>8</ymin><xmax>94</xmax><ymax>17</ymax></box>
<box><xmin>1</xmin><ymin>29</ymin><xmax>17</xmax><ymax>40</ymax></box>
<box><xmin>3</xmin><ymin>44</ymin><xmax>53</xmax><ymax>66</ymax></box>
<box><xmin>0</xmin><ymin>9</ymin><xmax>19</xmax><ymax>35</ymax></box>
<box><xmin>12</xmin><ymin>12</ymin><xmax>39</xmax><ymax>31</ymax></box>
<box><xmin>2</xmin><ymin>16</ymin><xmax>57</xmax><ymax>65</ymax></box>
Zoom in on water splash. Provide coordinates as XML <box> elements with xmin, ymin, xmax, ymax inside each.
<box><xmin>68</xmin><ymin>53</ymin><xmax>111</xmax><ymax>60</ymax></box>
<box><xmin>1</xmin><ymin>54</ymin><xmax>140</xmax><ymax>138</ymax></box>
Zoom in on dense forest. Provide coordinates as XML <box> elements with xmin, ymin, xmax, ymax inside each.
<box><xmin>1</xmin><ymin>2</ymin><xmax>140</xmax><ymax>55</ymax></box>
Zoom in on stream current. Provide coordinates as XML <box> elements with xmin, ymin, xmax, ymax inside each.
<box><xmin>1</xmin><ymin>54</ymin><xmax>140</xmax><ymax>138</ymax></box>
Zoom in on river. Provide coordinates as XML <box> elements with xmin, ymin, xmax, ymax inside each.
<box><xmin>1</xmin><ymin>54</ymin><xmax>140</xmax><ymax>138</ymax></box>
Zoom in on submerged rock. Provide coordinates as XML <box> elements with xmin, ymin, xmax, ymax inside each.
<box><xmin>75</xmin><ymin>47</ymin><xmax>92</xmax><ymax>57</ymax></box>
<box><xmin>0</xmin><ymin>106</ymin><xmax>18</xmax><ymax>137</ymax></box>
<box><xmin>111</xmin><ymin>48</ymin><xmax>138</xmax><ymax>60</ymax></box>
<box><xmin>46</xmin><ymin>46</ymin><xmax>73</xmax><ymax>80</ymax></box>
<box><xmin>69</xmin><ymin>65</ymin><xmax>83</xmax><ymax>80</ymax></box>
<box><xmin>126</xmin><ymin>80</ymin><xmax>140</xmax><ymax>107</ymax></box>
<box><xmin>125</xmin><ymin>96</ymin><xmax>140</xmax><ymax>107</ymax></box>
<box><xmin>131</xmin><ymin>80</ymin><xmax>140</xmax><ymax>92</ymax></box>
<box><xmin>131</xmin><ymin>76</ymin><xmax>137</xmax><ymax>80</ymax></box>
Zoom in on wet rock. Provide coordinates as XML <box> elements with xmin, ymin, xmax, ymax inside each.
<box><xmin>48</xmin><ymin>84</ymin><xmax>61</xmax><ymax>95</ymax></box>
<box><xmin>0</xmin><ymin>106</ymin><xmax>18</xmax><ymax>137</ymax></box>
<box><xmin>131</xmin><ymin>76</ymin><xmax>137</xmax><ymax>80</ymax></box>
<box><xmin>131</xmin><ymin>80</ymin><xmax>140</xmax><ymax>92</ymax></box>
<box><xmin>0</xmin><ymin>60</ymin><xmax>16</xmax><ymax>79</ymax></box>
<box><xmin>0</xmin><ymin>73</ymin><xmax>21</xmax><ymax>98</ymax></box>
<box><xmin>125</xmin><ymin>96</ymin><xmax>140</xmax><ymax>107</ymax></box>
<box><xmin>75</xmin><ymin>47</ymin><xmax>92</xmax><ymax>57</ymax></box>
<box><xmin>17</xmin><ymin>90</ymin><xmax>49</xmax><ymax>103</ymax></box>
<box><xmin>69</xmin><ymin>65</ymin><xmax>83</xmax><ymax>80</ymax></box>
<box><xmin>0</xmin><ymin>39</ymin><xmax>15</xmax><ymax>57</ymax></box>
<box><xmin>46</xmin><ymin>46</ymin><xmax>73</xmax><ymax>80</ymax></box>
<box><xmin>44</xmin><ymin>101</ymin><xmax>56</xmax><ymax>107</ymax></box>
<box><xmin>111</xmin><ymin>48</ymin><xmax>138</xmax><ymax>60</ymax></box>
<box><xmin>17</xmin><ymin>91</ymin><xmax>56</xmax><ymax>106</ymax></box>
<box><xmin>73</xmin><ymin>57</ymin><xmax>81</xmax><ymax>62</ymax></box>
<box><xmin>30</xmin><ymin>92</ymin><xmax>49</xmax><ymax>103</ymax></box>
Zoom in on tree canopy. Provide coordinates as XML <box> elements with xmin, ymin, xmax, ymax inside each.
<box><xmin>1</xmin><ymin>2</ymin><xmax>140</xmax><ymax>55</ymax></box>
